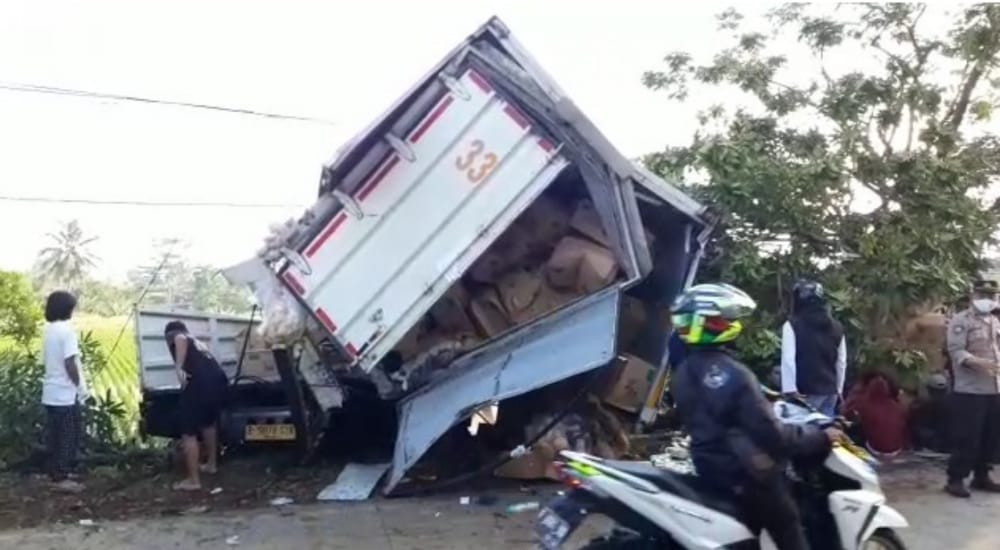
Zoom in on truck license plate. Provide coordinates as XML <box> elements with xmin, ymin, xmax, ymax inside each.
<box><xmin>245</xmin><ymin>424</ymin><xmax>296</xmax><ymax>441</ymax></box>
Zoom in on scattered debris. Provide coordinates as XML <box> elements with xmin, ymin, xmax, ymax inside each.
<box><xmin>459</xmin><ymin>496</ymin><xmax>471</xmax><ymax>505</ymax></box>
<box><xmin>467</xmin><ymin>403</ymin><xmax>500</xmax><ymax>436</ymax></box>
<box><xmin>650</xmin><ymin>434</ymin><xmax>694</xmax><ymax>474</ymax></box>
<box><xmin>225</xmin><ymin>535</ymin><xmax>240</xmax><ymax>546</ymax></box>
<box><xmin>270</xmin><ymin>497</ymin><xmax>294</xmax><ymax>507</ymax></box>
<box><xmin>210</xmin><ymin>487</ymin><xmax>223</xmax><ymax>495</ymax></box>
<box><xmin>317</xmin><ymin>462</ymin><xmax>391</xmax><ymax>501</ymax></box>
<box><xmin>505</xmin><ymin>501</ymin><xmax>540</xmax><ymax>514</ymax></box>
<box><xmin>78</xmin><ymin>518</ymin><xmax>96</xmax><ymax>527</ymax></box>
<box><xmin>476</xmin><ymin>494</ymin><xmax>499</xmax><ymax>506</ymax></box>
<box><xmin>183</xmin><ymin>505</ymin><xmax>211</xmax><ymax>515</ymax></box>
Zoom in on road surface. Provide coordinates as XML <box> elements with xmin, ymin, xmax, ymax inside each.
<box><xmin>1</xmin><ymin>459</ymin><xmax>997</xmax><ymax>549</ymax></box>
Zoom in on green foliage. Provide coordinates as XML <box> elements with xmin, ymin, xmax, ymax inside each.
<box><xmin>644</xmin><ymin>4</ymin><xmax>1000</xmax><ymax>377</ymax></box>
<box><xmin>0</xmin><ymin>330</ymin><xmax>136</xmax><ymax>467</ymax></box>
<box><xmin>0</xmin><ymin>271</ymin><xmax>41</xmax><ymax>347</ymax></box>
<box><xmin>127</xmin><ymin>238</ymin><xmax>251</xmax><ymax>314</ymax></box>
<box><xmin>74</xmin><ymin>278</ymin><xmax>133</xmax><ymax>317</ymax></box>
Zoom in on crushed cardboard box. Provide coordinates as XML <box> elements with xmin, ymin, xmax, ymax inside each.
<box><xmin>518</xmin><ymin>195</ymin><xmax>571</xmax><ymax>251</ymax></box>
<box><xmin>430</xmin><ymin>284</ymin><xmax>475</xmax><ymax>333</ymax></box>
<box><xmin>469</xmin><ymin>287</ymin><xmax>512</xmax><ymax>337</ymax></box>
<box><xmin>497</xmin><ymin>268</ymin><xmax>577</xmax><ymax>325</ymax></box>
<box><xmin>546</xmin><ymin>236</ymin><xmax>618</xmax><ymax>293</ymax></box>
<box><xmin>569</xmin><ymin>199</ymin><xmax>609</xmax><ymax>247</ymax></box>
<box><xmin>602</xmin><ymin>354</ymin><xmax>659</xmax><ymax>413</ymax></box>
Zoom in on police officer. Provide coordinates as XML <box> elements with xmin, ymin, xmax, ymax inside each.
<box><xmin>669</xmin><ymin>283</ymin><xmax>842</xmax><ymax>550</ymax></box>
<box><xmin>944</xmin><ymin>280</ymin><xmax>1000</xmax><ymax>498</ymax></box>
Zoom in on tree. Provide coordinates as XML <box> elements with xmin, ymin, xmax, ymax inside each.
<box><xmin>127</xmin><ymin>239</ymin><xmax>251</xmax><ymax>314</ymax></box>
<box><xmin>35</xmin><ymin>220</ymin><xmax>100</xmax><ymax>290</ymax></box>
<box><xmin>75</xmin><ymin>278</ymin><xmax>133</xmax><ymax>317</ymax></box>
<box><xmin>643</xmin><ymin>4</ymin><xmax>1000</xmax><ymax>381</ymax></box>
<box><xmin>0</xmin><ymin>271</ymin><xmax>41</xmax><ymax>346</ymax></box>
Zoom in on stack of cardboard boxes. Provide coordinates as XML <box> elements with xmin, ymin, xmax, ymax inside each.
<box><xmin>392</xmin><ymin>194</ymin><xmax>622</xmax><ymax>364</ymax></box>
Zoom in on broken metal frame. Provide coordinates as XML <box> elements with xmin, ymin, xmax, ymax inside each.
<box><xmin>267</xmin><ymin>16</ymin><xmax>717</xmax><ymax>489</ymax></box>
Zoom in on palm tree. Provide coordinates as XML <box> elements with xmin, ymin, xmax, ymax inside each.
<box><xmin>36</xmin><ymin>220</ymin><xmax>100</xmax><ymax>289</ymax></box>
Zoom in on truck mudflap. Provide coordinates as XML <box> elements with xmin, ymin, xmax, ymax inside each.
<box><xmin>384</xmin><ymin>287</ymin><xmax>622</xmax><ymax>493</ymax></box>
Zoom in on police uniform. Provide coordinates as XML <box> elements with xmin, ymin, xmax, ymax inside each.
<box><xmin>945</xmin><ymin>281</ymin><xmax>1000</xmax><ymax>491</ymax></box>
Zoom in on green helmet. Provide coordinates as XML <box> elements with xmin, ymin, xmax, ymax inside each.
<box><xmin>670</xmin><ymin>283</ymin><xmax>757</xmax><ymax>345</ymax></box>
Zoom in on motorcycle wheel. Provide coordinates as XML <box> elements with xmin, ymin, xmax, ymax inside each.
<box><xmin>863</xmin><ymin>529</ymin><xmax>907</xmax><ymax>550</ymax></box>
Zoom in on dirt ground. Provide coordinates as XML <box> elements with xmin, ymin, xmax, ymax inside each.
<box><xmin>3</xmin><ymin>454</ymin><xmax>1000</xmax><ymax>549</ymax></box>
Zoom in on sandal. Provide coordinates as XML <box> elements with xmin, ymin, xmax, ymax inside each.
<box><xmin>172</xmin><ymin>480</ymin><xmax>202</xmax><ymax>491</ymax></box>
<box><xmin>199</xmin><ymin>464</ymin><xmax>218</xmax><ymax>475</ymax></box>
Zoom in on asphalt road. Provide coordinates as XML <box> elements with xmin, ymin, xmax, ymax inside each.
<box><xmin>2</xmin><ymin>460</ymin><xmax>998</xmax><ymax>549</ymax></box>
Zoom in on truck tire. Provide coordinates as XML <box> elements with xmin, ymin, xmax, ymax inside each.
<box><xmin>864</xmin><ymin>529</ymin><xmax>907</xmax><ymax>550</ymax></box>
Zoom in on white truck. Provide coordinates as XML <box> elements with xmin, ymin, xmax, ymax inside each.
<box><xmin>194</xmin><ymin>16</ymin><xmax>712</xmax><ymax>493</ymax></box>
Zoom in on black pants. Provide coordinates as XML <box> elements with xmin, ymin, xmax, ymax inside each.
<box><xmin>947</xmin><ymin>393</ymin><xmax>1000</xmax><ymax>481</ymax></box>
<box><xmin>739</xmin><ymin>477</ymin><xmax>810</xmax><ymax>550</ymax></box>
<box><xmin>46</xmin><ymin>404</ymin><xmax>82</xmax><ymax>481</ymax></box>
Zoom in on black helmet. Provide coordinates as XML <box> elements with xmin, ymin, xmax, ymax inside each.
<box><xmin>792</xmin><ymin>279</ymin><xmax>825</xmax><ymax>306</ymax></box>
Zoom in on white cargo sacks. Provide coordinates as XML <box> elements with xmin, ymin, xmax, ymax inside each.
<box><xmin>221</xmin><ymin>257</ymin><xmax>305</xmax><ymax>346</ymax></box>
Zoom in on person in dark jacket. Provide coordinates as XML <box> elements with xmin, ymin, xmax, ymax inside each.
<box><xmin>780</xmin><ymin>280</ymin><xmax>846</xmax><ymax>416</ymax></box>
<box><xmin>165</xmin><ymin>320</ymin><xmax>230</xmax><ymax>491</ymax></box>
<box><xmin>669</xmin><ymin>283</ymin><xmax>841</xmax><ymax>550</ymax></box>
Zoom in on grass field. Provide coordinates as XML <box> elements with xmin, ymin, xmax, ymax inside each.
<box><xmin>76</xmin><ymin>315</ymin><xmax>141</xmax><ymax>433</ymax></box>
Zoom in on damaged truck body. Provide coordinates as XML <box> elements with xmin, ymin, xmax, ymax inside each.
<box><xmin>161</xmin><ymin>16</ymin><xmax>714</xmax><ymax>494</ymax></box>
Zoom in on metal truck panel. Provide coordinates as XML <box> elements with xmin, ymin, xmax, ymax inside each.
<box><xmin>283</xmin><ymin>68</ymin><xmax>568</xmax><ymax>372</ymax></box>
<box><xmin>385</xmin><ymin>287</ymin><xmax>621</xmax><ymax>493</ymax></box>
<box><xmin>136</xmin><ymin>309</ymin><xmax>275</xmax><ymax>392</ymax></box>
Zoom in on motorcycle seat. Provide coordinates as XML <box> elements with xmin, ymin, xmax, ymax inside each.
<box><xmin>603</xmin><ymin>460</ymin><xmax>746</xmax><ymax>521</ymax></box>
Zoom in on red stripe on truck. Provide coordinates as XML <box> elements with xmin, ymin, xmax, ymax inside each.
<box><xmin>305</xmin><ymin>213</ymin><xmax>347</xmax><ymax>258</ymax></box>
<box><xmin>356</xmin><ymin>156</ymin><xmax>400</xmax><ymax>202</ymax></box>
<box><xmin>538</xmin><ymin>138</ymin><xmax>555</xmax><ymax>152</ymax></box>
<box><xmin>468</xmin><ymin>70</ymin><xmax>492</xmax><ymax>93</ymax></box>
<box><xmin>282</xmin><ymin>272</ymin><xmax>305</xmax><ymax>295</ymax></box>
<box><xmin>345</xmin><ymin>342</ymin><xmax>359</xmax><ymax>357</ymax></box>
<box><xmin>315</xmin><ymin>308</ymin><xmax>338</xmax><ymax>333</ymax></box>
<box><xmin>409</xmin><ymin>96</ymin><xmax>454</xmax><ymax>143</ymax></box>
<box><xmin>503</xmin><ymin>104</ymin><xmax>530</xmax><ymax>129</ymax></box>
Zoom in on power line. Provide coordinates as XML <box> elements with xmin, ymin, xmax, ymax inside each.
<box><xmin>0</xmin><ymin>80</ymin><xmax>339</xmax><ymax>126</ymax></box>
<box><xmin>0</xmin><ymin>195</ymin><xmax>305</xmax><ymax>209</ymax></box>
<box><xmin>107</xmin><ymin>240</ymin><xmax>177</xmax><ymax>358</ymax></box>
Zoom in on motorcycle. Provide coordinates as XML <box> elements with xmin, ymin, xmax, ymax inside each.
<box><xmin>535</xmin><ymin>393</ymin><xmax>908</xmax><ymax>549</ymax></box>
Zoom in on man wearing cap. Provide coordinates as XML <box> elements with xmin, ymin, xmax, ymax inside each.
<box><xmin>944</xmin><ymin>280</ymin><xmax>1000</xmax><ymax>497</ymax></box>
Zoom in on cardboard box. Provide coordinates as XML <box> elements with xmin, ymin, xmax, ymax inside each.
<box><xmin>578</xmin><ymin>241</ymin><xmax>618</xmax><ymax>293</ymax></box>
<box><xmin>519</xmin><ymin>195</ymin><xmax>571</xmax><ymax>249</ymax></box>
<box><xmin>429</xmin><ymin>284</ymin><xmax>475</xmax><ymax>333</ymax></box>
<box><xmin>491</xmin><ymin>224</ymin><xmax>535</xmax><ymax>269</ymax></box>
<box><xmin>469</xmin><ymin>288</ymin><xmax>512</xmax><ymax>337</ymax></box>
<box><xmin>468</xmin><ymin>250</ymin><xmax>506</xmax><ymax>284</ymax></box>
<box><xmin>497</xmin><ymin>269</ymin><xmax>577</xmax><ymax>325</ymax></box>
<box><xmin>545</xmin><ymin>237</ymin><xmax>584</xmax><ymax>289</ymax></box>
<box><xmin>394</xmin><ymin>322</ymin><xmax>427</xmax><ymax>361</ymax></box>
<box><xmin>602</xmin><ymin>354</ymin><xmax>658</xmax><ymax>413</ymax></box>
<box><xmin>546</xmin><ymin>236</ymin><xmax>619</xmax><ymax>293</ymax></box>
<box><xmin>570</xmin><ymin>199</ymin><xmax>610</xmax><ymax>247</ymax></box>
<box><xmin>493</xmin><ymin>443</ymin><xmax>559</xmax><ymax>480</ymax></box>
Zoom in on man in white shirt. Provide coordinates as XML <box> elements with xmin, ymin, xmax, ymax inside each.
<box><xmin>780</xmin><ymin>280</ymin><xmax>847</xmax><ymax>416</ymax></box>
<box><xmin>41</xmin><ymin>290</ymin><xmax>87</xmax><ymax>493</ymax></box>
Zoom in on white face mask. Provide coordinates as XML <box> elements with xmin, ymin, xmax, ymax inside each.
<box><xmin>973</xmin><ymin>298</ymin><xmax>996</xmax><ymax>314</ymax></box>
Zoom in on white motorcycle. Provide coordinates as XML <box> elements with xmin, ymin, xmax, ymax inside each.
<box><xmin>535</xmin><ymin>395</ymin><xmax>908</xmax><ymax>549</ymax></box>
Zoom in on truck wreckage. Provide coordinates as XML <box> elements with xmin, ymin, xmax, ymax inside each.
<box><xmin>137</xmin><ymin>16</ymin><xmax>714</xmax><ymax>498</ymax></box>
